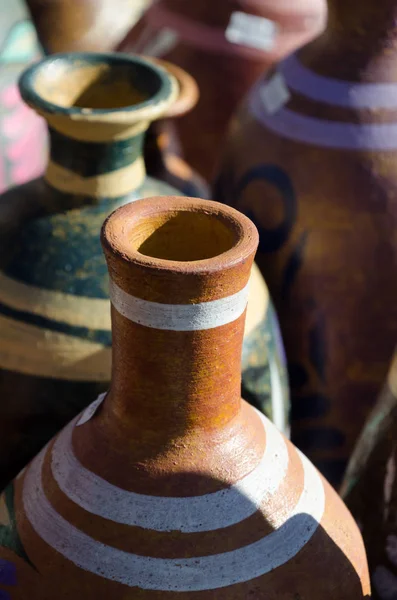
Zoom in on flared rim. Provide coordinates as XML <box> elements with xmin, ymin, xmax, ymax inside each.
<box><xmin>19</xmin><ymin>51</ymin><xmax>176</xmax><ymax>123</ymax></box>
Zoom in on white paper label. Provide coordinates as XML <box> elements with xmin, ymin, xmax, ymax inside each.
<box><xmin>260</xmin><ymin>72</ymin><xmax>290</xmax><ymax>115</ymax></box>
<box><xmin>225</xmin><ymin>12</ymin><xmax>278</xmax><ymax>51</ymax></box>
<box><xmin>77</xmin><ymin>392</ymin><xmax>107</xmax><ymax>427</ymax></box>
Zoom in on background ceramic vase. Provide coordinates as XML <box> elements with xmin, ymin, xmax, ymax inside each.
<box><xmin>25</xmin><ymin>0</ymin><xmax>152</xmax><ymax>54</ymax></box>
<box><xmin>0</xmin><ymin>0</ymin><xmax>46</xmax><ymax>194</ymax></box>
<box><xmin>0</xmin><ymin>196</ymin><xmax>370</xmax><ymax>598</ymax></box>
<box><xmin>0</xmin><ymin>51</ymin><xmax>183</xmax><ymax>491</ymax></box>
<box><xmin>214</xmin><ymin>0</ymin><xmax>397</xmax><ymax>487</ymax></box>
<box><xmin>142</xmin><ymin>57</ymin><xmax>210</xmax><ymax>198</ymax></box>
<box><xmin>119</xmin><ymin>0</ymin><xmax>327</xmax><ymax>181</ymax></box>
<box><xmin>341</xmin><ymin>350</ymin><xmax>397</xmax><ymax>600</ymax></box>
<box><xmin>24</xmin><ymin>0</ymin><xmax>209</xmax><ymax>205</ymax></box>
<box><xmin>0</xmin><ymin>52</ymin><xmax>289</xmax><ymax>491</ymax></box>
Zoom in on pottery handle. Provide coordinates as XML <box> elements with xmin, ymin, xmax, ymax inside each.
<box><xmin>143</xmin><ymin>56</ymin><xmax>199</xmax><ymax>118</ymax></box>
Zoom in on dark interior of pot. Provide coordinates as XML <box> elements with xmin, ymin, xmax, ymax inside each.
<box><xmin>132</xmin><ymin>211</ymin><xmax>238</xmax><ymax>261</ymax></box>
<box><xmin>34</xmin><ymin>57</ymin><xmax>164</xmax><ymax>110</ymax></box>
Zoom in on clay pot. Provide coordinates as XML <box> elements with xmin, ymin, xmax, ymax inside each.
<box><xmin>119</xmin><ymin>0</ymin><xmax>327</xmax><ymax>180</ymax></box>
<box><xmin>142</xmin><ymin>57</ymin><xmax>210</xmax><ymax>198</ymax></box>
<box><xmin>341</xmin><ymin>350</ymin><xmax>397</xmax><ymax>600</ymax></box>
<box><xmin>24</xmin><ymin>0</ymin><xmax>152</xmax><ymax>54</ymax></box>
<box><xmin>0</xmin><ymin>196</ymin><xmax>369</xmax><ymax>598</ymax></box>
<box><xmin>0</xmin><ymin>0</ymin><xmax>47</xmax><ymax>194</ymax></box>
<box><xmin>0</xmin><ymin>52</ymin><xmax>289</xmax><ymax>491</ymax></box>
<box><xmin>214</xmin><ymin>0</ymin><xmax>397</xmax><ymax>487</ymax></box>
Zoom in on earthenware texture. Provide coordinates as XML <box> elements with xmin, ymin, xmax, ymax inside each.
<box><xmin>0</xmin><ymin>52</ymin><xmax>288</xmax><ymax>491</ymax></box>
<box><xmin>0</xmin><ymin>196</ymin><xmax>370</xmax><ymax>598</ymax></box>
<box><xmin>25</xmin><ymin>0</ymin><xmax>152</xmax><ymax>53</ymax></box>
<box><xmin>120</xmin><ymin>0</ymin><xmax>327</xmax><ymax>180</ymax></box>
<box><xmin>214</xmin><ymin>0</ymin><xmax>397</xmax><ymax>487</ymax></box>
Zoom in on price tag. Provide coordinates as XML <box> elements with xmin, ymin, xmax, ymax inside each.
<box><xmin>226</xmin><ymin>11</ymin><xmax>278</xmax><ymax>51</ymax></box>
<box><xmin>260</xmin><ymin>72</ymin><xmax>290</xmax><ymax>114</ymax></box>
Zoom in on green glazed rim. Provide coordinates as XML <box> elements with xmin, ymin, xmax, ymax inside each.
<box><xmin>18</xmin><ymin>51</ymin><xmax>175</xmax><ymax>119</ymax></box>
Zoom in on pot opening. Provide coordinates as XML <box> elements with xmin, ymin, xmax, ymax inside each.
<box><xmin>131</xmin><ymin>211</ymin><xmax>238</xmax><ymax>261</ymax></box>
<box><xmin>33</xmin><ymin>57</ymin><xmax>165</xmax><ymax>111</ymax></box>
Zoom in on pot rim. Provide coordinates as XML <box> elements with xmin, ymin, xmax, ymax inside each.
<box><xmin>18</xmin><ymin>51</ymin><xmax>178</xmax><ymax>125</ymax></box>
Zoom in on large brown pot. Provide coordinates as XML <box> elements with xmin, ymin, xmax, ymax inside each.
<box><xmin>214</xmin><ymin>0</ymin><xmax>397</xmax><ymax>487</ymax></box>
<box><xmin>120</xmin><ymin>0</ymin><xmax>327</xmax><ymax>180</ymax></box>
<box><xmin>342</xmin><ymin>350</ymin><xmax>397</xmax><ymax>600</ymax></box>
<box><xmin>0</xmin><ymin>196</ymin><xmax>369</xmax><ymax>598</ymax></box>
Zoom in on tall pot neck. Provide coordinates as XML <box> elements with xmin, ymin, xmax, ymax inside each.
<box><xmin>44</xmin><ymin>121</ymin><xmax>148</xmax><ymax>202</ymax></box>
<box><xmin>301</xmin><ymin>0</ymin><xmax>397</xmax><ymax>79</ymax></box>
<box><xmin>101</xmin><ymin>197</ymin><xmax>258</xmax><ymax>442</ymax></box>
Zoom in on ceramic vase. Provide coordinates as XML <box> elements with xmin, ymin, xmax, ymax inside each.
<box><xmin>214</xmin><ymin>0</ymin><xmax>397</xmax><ymax>487</ymax></box>
<box><xmin>119</xmin><ymin>0</ymin><xmax>327</xmax><ymax>180</ymax></box>
<box><xmin>0</xmin><ymin>0</ymin><xmax>46</xmax><ymax>194</ymax></box>
<box><xmin>142</xmin><ymin>57</ymin><xmax>210</xmax><ymax>198</ymax></box>
<box><xmin>341</xmin><ymin>350</ymin><xmax>397</xmax><ymax>600</ymax></box>
<box><xmin>0</xmin><ymin>51</ymin><xmax>289</xmax><ymax>491</ymax></box>
<box><xmin>25</xmin><ymin>0</ymin><xmax>152</xmax><ymax>54</ymax></box>
<box><xmin>0</xmin><ymin>196</ymin><xmax>369</xmax><ymax>598</ymax></box>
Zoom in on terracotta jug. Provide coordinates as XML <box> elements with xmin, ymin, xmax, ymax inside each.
<box><xmin>0</xmin><ymin>52</ymin><xmax>289</xmax><ymax>491</ymax></box>
<box><xmin>0</xmin><ymin>196</ymin><xmax>369</xmax><ymax>598</ymax></box>
<box><xmin>214</xmin><ymin>0</ymin><xmax>397</xmax><ymax>487</ymax></box>
<box><xmin>341</xmin><ymin>350</ymin><xmax>397</xmax><ymax>600</ymax></box>
<box><xmin>25</xmin><ymin>0</ymin><xmax>151</xmax><ymax>54</ymax></box>
<box><xmin>119</xmin><ymin>0</ymin><xmax>327</xmax><ymax>180</ymax></box>
<box><xmin>0</xmin><ymin>0</ymin><xmax>46</xmax><ymax>193</ymax></box>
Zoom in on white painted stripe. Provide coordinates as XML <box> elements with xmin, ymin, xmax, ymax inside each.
<box><xmin>269</xmin><ymin>357</ymin><xmax>287</xmax><ymax>434</ymax></box>
<box><xmin>0</xmin><ymin>271</ymin><xmax>111</xmax><ymax>331</ymax></box>
<box><xmin>110</xmin><ymin>280</ymin><xmax>250</xmax><ymax>331</ymax></box>
<box><xmin>250</xmin><ymin>84</ymin><xmax>397</xmax><ymax>150</ymax></box>
<box><xmin>76</xmin><ymin>393</ymin><xmax>107</xmax><ymax>426</ymax></box>
<box><xmin>51</xmin><ymin>410</ymin><xmax>288</xmax><ymax>532</ymax></box>
<box><xmin>23</xmin><ymin>443</ymin><xmax>325</xmax><ymax>591</ymax></box>
<box><xmin>281</xmin><ymin>54</ymin><xmax>397</xmax><ymax>110</ymax></box>
<box><xmin>45</xmin><ymin>157</ymin><xmax>146</xmax><ymax>199</ymax></box>
<box><xmin>0</xmin><ymin>314</ymin><xmax>111</xmax><ymax>382</ymax></box>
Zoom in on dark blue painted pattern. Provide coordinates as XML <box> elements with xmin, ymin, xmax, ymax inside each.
<box><xmin>49</xmin><ymin>127</ymin><xmax>145</xmax><ymax>177</ymax></box>
<box><xmin>3</xmin><ymin>178</ymin><xmax>178</xmax><ymax>297</ymax></box>
<box><xmin>236</xmin><ymin>164</ymin><xmax>297</xmax><ymax>254</ymax></box>
<box><xmin>0</xmin><ymin>301</ymin><xmax>111</xmax><ymax>345</ymax></box>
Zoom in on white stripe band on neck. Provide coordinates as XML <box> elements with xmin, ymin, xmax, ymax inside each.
<box><xmin>109</xmin><ymin>280</ymin><xmax>250</xmax><ymax>331</ymax></box>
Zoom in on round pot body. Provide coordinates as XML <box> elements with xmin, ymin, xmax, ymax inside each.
<box><xmin>214</xmin><ymin>0</ymin><xmax>397</xmax><ymax>487</ymax></box>
<box><xmin>0</xmin><ymin>196</ymin><xmax>369</xmax><ymax>599</ymax></box>
<box><xmin>25</xmin><ymin>0</ymin><xmax>152</xmax><ymax>54</ymax></box>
